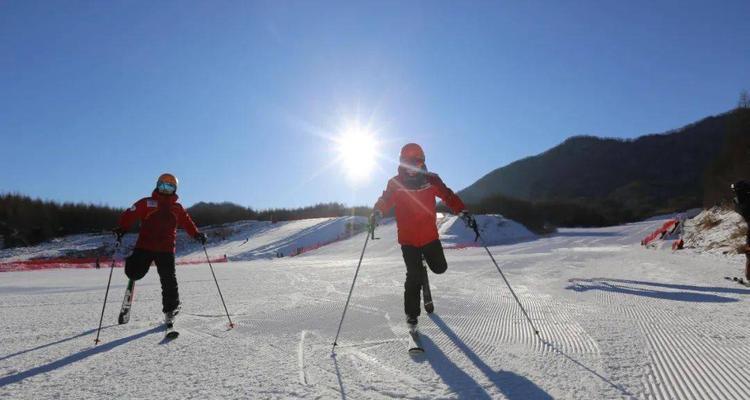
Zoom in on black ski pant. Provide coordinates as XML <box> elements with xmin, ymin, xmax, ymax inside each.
<box><xmin>739</xmin><ymin>208</ymin><xmax>750</xmax><ymax>280</ymax></box>
<box><xmin>401</xmin><ymin>239</ymin><xmax>447</xmax><ymax>318</ymax></box>
<box><xmin>125</xmin><ymin>248</ymin><xmax>179</xmax><ymax>313</ymax></box>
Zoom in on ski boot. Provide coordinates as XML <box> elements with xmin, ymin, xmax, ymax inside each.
<box><xmin>406</xmin><ymin>314</ymin><xmax>423</xmax><ymax>353</ymax></box>
<box><xmin>163</xmin><ymin>303</ymin><xmax>181</xmax><ymax>340</ymax></box>
<box><xmin>164</xmin><ymin>303</ymin><xmax>181</xmax><ymax>327</ymax></box>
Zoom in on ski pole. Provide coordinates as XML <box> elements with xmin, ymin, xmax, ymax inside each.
<box><xmin>470</xmin><ymin>218</ymin><xmax>540</xmax><ymax>336</ymax></box>
<box><xmin>203</xmin><ymin>245</ymin><xmax>235</xmax><ymax>329</ymax></box>
<box><xmin>332</xmin><ymin>231</ymin><xmax>371</xmax><ymax>352</ymax></box>
<box><xmin>94</xmin><ymin>240</ymin><xmax>121</xmax><ymax>345</ymax></box>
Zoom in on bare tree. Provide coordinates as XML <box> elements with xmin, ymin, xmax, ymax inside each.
<box><xmin>739</xmin><ymin>89</ymin><xmax>750</xmax><ymax>109</ymax></box>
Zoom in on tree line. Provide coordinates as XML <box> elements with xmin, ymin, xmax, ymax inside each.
<box><xmin>0</xmin><ymin>195</ymin><xmax>371</xmax><ymax>249</ymax></box>
<box><xmin>703</xmin><ymin>93</ymin><xmax>750</xmax><ymax>207</ymax></box>
<box><xmin>0</xmin><ymin>194</ymin><xmax>122</xmax><ymax>248</ymax></box>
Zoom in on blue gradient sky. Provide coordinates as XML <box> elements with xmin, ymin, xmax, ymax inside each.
<box><xmin>2</xmin><ymin>1</ymin><xmax>749</xmax><ymax>209</ymax></box>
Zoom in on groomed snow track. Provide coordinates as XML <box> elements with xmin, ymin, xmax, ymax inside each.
<box><xmin>1</xmin><ymin>217</ymin><xmax>750</xmax><ymax>399</ymax></box>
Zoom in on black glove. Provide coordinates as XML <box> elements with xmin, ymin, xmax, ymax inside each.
<box><xmin>113</xmin><ymin>227</ymin><xmax>126</xmax><ymax>243</ymax></box>
<box><xmin>459</xmin><ymin>210</ymin><xmax>476</xmax><ymax>227</ymax></box>
<box><xmin>369</xmin><ymin>210</ymin><xmax>382</xmax><ymax>227</ymax></box>
<box><xmin>195</xmin><ymin>232</ymin><xmax>208</xmax><ymax>245</ymax></box>
<box><xmin>460</xmin><ymin>210</ymin><xmax>480</xmax><ymax>241</ymax></box>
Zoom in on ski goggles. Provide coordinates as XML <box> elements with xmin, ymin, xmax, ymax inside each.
<box><xmin>157</xmin><ymin>181</ymin><xmax>177</xmax><ymax>194</ymax></box>
<box><xmin>399</xmin><ymin>157</ymin><xmax>425</xmax><ymax>168</ymax></box>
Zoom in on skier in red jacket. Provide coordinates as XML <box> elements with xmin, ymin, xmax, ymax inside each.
<box><xmin>114</xmin><ymin>173</ymin><xmax>207</xmax><ymax>324</ymax></box>
<box><xmin>371</xmin><ymin>143</ymin><xmax>474</xmax><ymax>328</ymax></box>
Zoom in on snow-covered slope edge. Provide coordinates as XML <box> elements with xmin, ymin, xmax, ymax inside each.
<box><xmin>439</xmin><ymin>214</ymin><xmax>537</xmax><ymax>248</ymax></box>
<box><xmin>683</xmin><ymin>206</ymin><xmax>747</xmax><ymax>255</ymax></box>
<box><xmin>0</xmin><ymin>213</ymin><xmax>539</xmax><ymax>270</ymax></box>
<box><xmin>0</xmin><ymin>217</ymin><xmax>369</xmax><ymax>269</ymax></box>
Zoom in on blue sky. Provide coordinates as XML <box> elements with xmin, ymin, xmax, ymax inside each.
<box><xmin>1</xmin><ymin>1</ymin><xmax>748</xmax><ymax>209</ymax></box>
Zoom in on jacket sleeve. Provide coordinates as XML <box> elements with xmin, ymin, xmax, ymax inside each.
<box><xmin>118</xmin><ymin>199</ymin><xmax>146</xmax><ymax>231</ymax></box>
<box><xmin>374</xmin><ymin>178</ymin><xmax>397</xmax><ymax>215</ymax></box>
<box><xmin>431</xmin><ymin>174</ymin><xmax>466</xmax><ymax>214</ymax></box>
<box><xmin>177</xmin><ymin>205</ymin><xmax>200</xmax><ymax>237</ymax></box>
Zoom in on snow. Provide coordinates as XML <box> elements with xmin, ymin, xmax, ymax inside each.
<box><xmin>0</xmin><ymin>217</ymin><xmax>370</xmax><ymax>268</ymax></box>
<box><xmin>683</xmin><ymin>206</ymin><xmax>747</xmax><ymax>256</ymax></box>
<box><xmin>2</xmin><ymin>215</ymin><xmax>750</xmax><ymax>399</ymax></box>
<box><xmin>178</xmin><ymin>217</ymin><xmax>369</xmax><ymax>261</ymax></box>
<box><xmin>438</xmin><ymin>214</ymin><xmax>536</xmax><ymax>248</ymax></box>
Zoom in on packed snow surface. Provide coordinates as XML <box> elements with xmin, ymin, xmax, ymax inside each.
<box><xmin>1</xmin><ymin>216</ymin><xmax>749</xmax><ymax>399</ymax></box>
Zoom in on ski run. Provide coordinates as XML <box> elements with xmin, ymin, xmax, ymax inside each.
<box><xmin>2</xmin><ymin>215</ymin><xmax>750</xmax><ymax>399</ymax></box>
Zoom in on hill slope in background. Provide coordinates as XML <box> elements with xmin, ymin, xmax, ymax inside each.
<box><xmin>459</xmin><ymin>112</ymin><xmax>734</xmax><ymax>221</ymax></box>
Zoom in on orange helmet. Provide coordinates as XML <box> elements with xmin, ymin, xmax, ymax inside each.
<box><xmin>156</xmin><ymin>173</ymin><xmax>178</xmax><ymax>194</ymax></box>
<box><xmin>399</xmin><ymin>143</ymin><xmax>425</xmax><ymax>163</ymax></box>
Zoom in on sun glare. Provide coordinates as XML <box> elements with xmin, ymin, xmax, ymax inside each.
<box><xmin>335</xmin><ymin>124</ymin><xmax>379</xmax><ymax>181</ymax></box>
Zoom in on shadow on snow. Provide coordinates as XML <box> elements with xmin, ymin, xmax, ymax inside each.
<box><xmin>0</xmin><ymin>326</ymin><xmax>162</xmax><ymax>387</ymax></box>
<box><xmin>567</xmin><ymin>278</ymin><xmax>744</xmax><ymax>302</ymax></box>
<box><xmin>331</xmin><ymin>353</ymin><xmax>347</xmax><ymax>400</ymax></box>
<box><xmin>0</xmin><ymin>325</ymin><xmax>116</xmax><ymax>363</ymax></box>
<box><xmin>427</xmin><ymin>314</ymin><xmax>553</xmax><ymax>400</ymax></box>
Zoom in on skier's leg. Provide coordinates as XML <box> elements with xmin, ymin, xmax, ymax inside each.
<box><xmin>124</xmin><ymin>249</ymin><xmax>153</xmax><ymax>281</ymax></box>
<box><xmin>155</xmin><ymin>252</ymin><xmax>179</xmax><ymax>314</ymax></box>
<box><xmin>422</xmin><ymin>239</ymin><xmax>448</xmax><ymax>274</ymax></box>
<box><xmin>401</xmin><ymin>245</ymin><xmax>423</xmax><ymax>319</ymax></box>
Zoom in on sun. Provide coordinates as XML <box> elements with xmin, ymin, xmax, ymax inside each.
<box><xmin>334</xmin><ymin>123</ymin><xmax>379</xmax><ymax>181</ymax></box>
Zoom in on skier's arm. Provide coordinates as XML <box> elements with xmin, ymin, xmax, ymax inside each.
<box><xmin>374</xmin><ymin>178</ymin><xmax>397</xmax><ymax>215</ymax></box>
<box><xmin>118</xmin><ymin>199</ymin><xmax>146</xmax><ymax>231</ymax></box>
<box><xmin>430</xmin><ymin>174</ymin><xmax>466</xmax><ymax>214</ymax></box>
<box><xmin>177</xmin><ymin>205</ymin><xmax>200</xmax><ymax>238</ymax></box>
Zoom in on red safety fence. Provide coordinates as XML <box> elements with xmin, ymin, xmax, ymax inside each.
<box><xmin>0</xmin><ymin>256</ymin><xmax>228</xmax><ymax>273</ymax></box>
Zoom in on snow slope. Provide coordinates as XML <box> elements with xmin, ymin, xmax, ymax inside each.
<box><xmin>1</xmin><ymin>216</ymin><xmax>749</xmax><ymax>399</ymax></box>
<box><xmin>179</xmin><ymin>217</ymin><xmax>369</xmax><ymax>261</ymax></box>
<box><xmin>0</xmin><ymin>217</ymin><xmax>370</xmax><ymax>267</ymax></box>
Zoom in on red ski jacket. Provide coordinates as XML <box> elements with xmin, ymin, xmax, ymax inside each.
<box><xmin>118</xmin><ymin>190</ymin><xmax>199</xmax><ymax>253</ymax></box>
<box><xmin>374</xmin><ymin>171</ymin><xmax>466</xmax><ymax>247</ymax></box>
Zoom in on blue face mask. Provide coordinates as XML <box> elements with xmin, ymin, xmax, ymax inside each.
<box><xmin>157</xmin><ymin>181</ymin><xmax>176</xmax><ymax>194</ymax></box>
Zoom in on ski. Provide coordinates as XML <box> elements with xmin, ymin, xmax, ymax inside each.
<box><xmin>422</xmin><ymin>264</ymin><xmax>434</xmax><ymax>314</ymax></box>
<box><xmin>118</xmin><ymin>279</ymin><xmax>135</xmax><ymax>325</ymax></box>
<box><xmin>407</xmin><ymin>326</ymin><xmax>424</xmax><ymax>354</ymax></box>
<box><xmin>724</xmin><ymin>276</ymin><xmax>750</xmax><ymax>287</ymax></box>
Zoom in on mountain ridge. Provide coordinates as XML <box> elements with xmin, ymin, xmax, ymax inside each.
<box><xmin>458</xmin><ymin>112</ymin><xmax>733</xmax><ymax>220</ymax></box>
